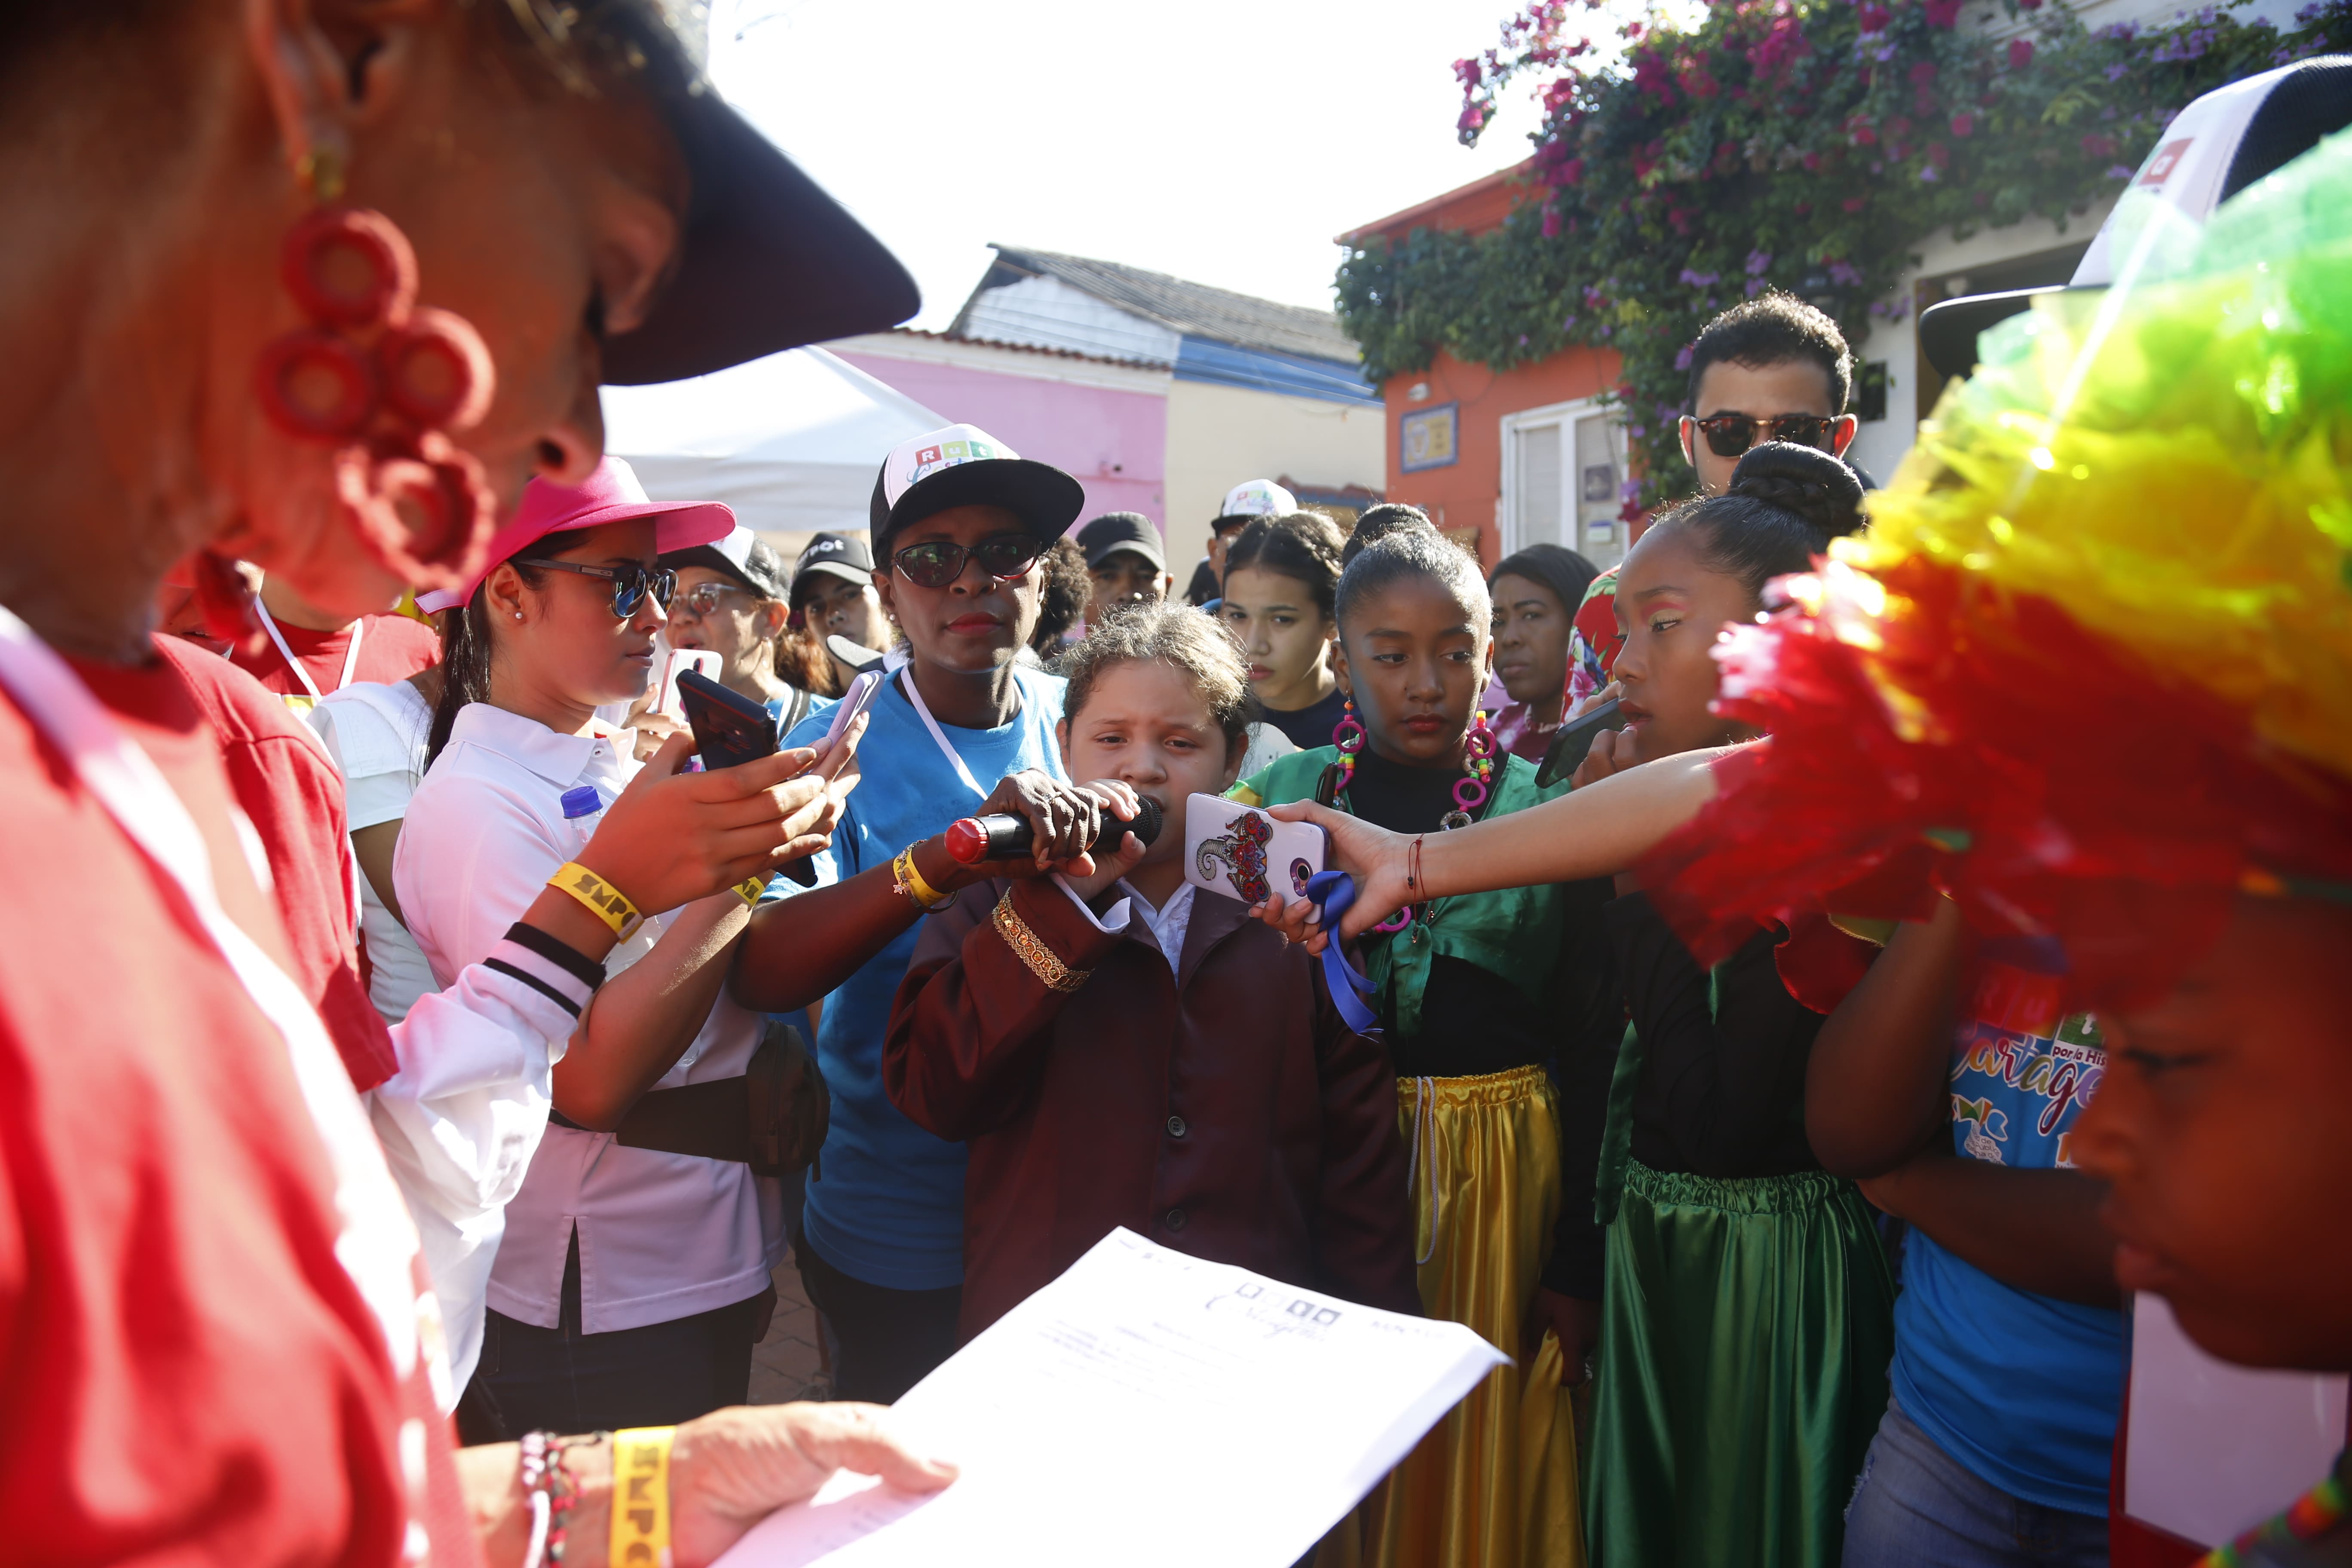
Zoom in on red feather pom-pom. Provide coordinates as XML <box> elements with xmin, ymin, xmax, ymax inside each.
<box><xmin>1637</xmin><ymin>559</ymin><xmax>2352</xmax><ymax>1018</ymax></box>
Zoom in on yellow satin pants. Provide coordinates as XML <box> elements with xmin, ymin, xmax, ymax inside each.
<box><xmin>1323</xmin><ymin>1066</ymin><xmax>1585</xmax><ymax>1568</ymax></box>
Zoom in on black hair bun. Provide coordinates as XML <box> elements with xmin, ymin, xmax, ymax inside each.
<box><xmin>1727</xmin><ymin>442</ymin><xmax>1866</xmax><ymax>541</ymax></box>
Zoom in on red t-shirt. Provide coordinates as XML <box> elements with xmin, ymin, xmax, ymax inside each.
<box><xmin>0</xmin><ymin>648</ymin><xmax>476</xmax><ymax>1568</ymax></box>
<box><xmin>232</xmin><ymin>610</ymin><xmax>440</xmax><ymax>702</ymax></box>
<box><xmin>153</xmin><ymin>636</ymin><xmax>399</xmax><ymax>1091</ymax></box>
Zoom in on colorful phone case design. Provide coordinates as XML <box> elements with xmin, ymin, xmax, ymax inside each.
<box><xmin>1182</xmin><ymin>793</ymin><xmax>1327</xmax><ymax>905</ymax></box>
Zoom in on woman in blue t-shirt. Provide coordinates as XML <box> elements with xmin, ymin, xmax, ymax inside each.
<box><xmin>730</xmin><ymin>426</ymin><xmax>1131</xmax><ymax>1403</ymax></box>
<box><xmin>1808</xmin><ymin>899</ymin><xmax>2124</xmax><ymax>1568</ymax></box>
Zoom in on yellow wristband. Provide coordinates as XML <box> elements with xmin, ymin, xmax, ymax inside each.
<box><xmin>610</xmin><ymin>1425</ymin><xmax>675</xmax><ymax>1568</ymax></box>
<box><xmin>893</xmin><ymin>845</ymin><xmax>953</xmax><ymax>912</ymax></box>
<box><xmin>548</xmin><ymin>861</ymin><xmax>641</xmax><ymax>937</ymax></box>
<box><xmin>733</xmin><ymin>875</ymin><xmax>767</xmax><ymax>907</ymax></box>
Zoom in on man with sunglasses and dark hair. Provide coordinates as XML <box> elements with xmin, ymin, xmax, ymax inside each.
<box><xmin>731</xmin><ymin>424</ymin><xmax>1121</xmax><ymax>1405</ymax></box>
<box><xmin>1677</xmin><ymin>292</ymin><xmax>1859</xmax><ymax>496</ymax></box>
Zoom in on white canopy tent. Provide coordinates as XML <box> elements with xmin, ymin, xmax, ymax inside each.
<box><xmin>600</xmin><ymin>345</ymin><xmax>943</xmax><ymax>551</ymax></box>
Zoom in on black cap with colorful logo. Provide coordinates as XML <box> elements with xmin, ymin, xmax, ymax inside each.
<box><xmin>868</xmin><ymin>423</ymin><xmax>1086</xmax><ymax>556</ymax></box>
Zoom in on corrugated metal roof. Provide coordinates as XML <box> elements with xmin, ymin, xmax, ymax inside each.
<box><xmin>963</xmin><ymin>245</ymin><xmax>1363</xmax><ymax>367</ymax></box>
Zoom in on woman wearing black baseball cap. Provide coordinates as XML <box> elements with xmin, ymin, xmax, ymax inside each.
<box><xmin>0</xmin><ymin>4</ymin><xmax>952</xmax><ymax>1564</ymax></box>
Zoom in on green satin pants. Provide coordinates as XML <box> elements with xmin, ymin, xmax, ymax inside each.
<box><xmin>1584</xmin><ymin>1160</ymin><xmax>1896</xmax><ymax>1568</ymax></box>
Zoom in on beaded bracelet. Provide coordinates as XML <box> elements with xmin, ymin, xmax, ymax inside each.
<box><xmin>519</xmin><ymin>1430</ymin><xmax>605</xmax><ymax>1568</ymax></box>
<box><xmin>992</xmin><ymin>888</ymin><xmax>1090</xmax><ymax>993</ymax></box>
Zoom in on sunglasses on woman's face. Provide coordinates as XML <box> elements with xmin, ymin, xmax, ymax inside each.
<box><xmin>511</xmin><ymin>557</ymin><xmax>676</xmax><ymax>618</ymax></box>
<box><xmin>671</xmin><ymin>581</ymin><xmax>755</xmax><ymax>619</ymax></box>
<box><xmin>1691</xmin><ymin>413</ymin><xmax>1839</xmax><ymax>459</ymax></box>
<box><xmin>891</xmin><ymin>533</ymin><xmax>1044</xmax><ymax>591</ymax></box>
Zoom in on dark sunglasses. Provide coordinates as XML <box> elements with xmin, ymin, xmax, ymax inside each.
<box><xmin>511</xmin><ymin>557</ymin><xmax>676</xmax><ymax>618</ymax></box>
<box><xmin>1690</xmin><ymin>413</ymin><xmax>1839</xmax><ymax>459</ymax></box>
<box><xmin>891</xmin><ymin>533</ymin><xmax>1044</xmax><ymax>590</ymax></box>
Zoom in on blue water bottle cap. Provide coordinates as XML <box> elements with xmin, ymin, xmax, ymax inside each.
<box><xmin>559</xmin><ymin>785</ymin><xmax>605</xmax><ymax>820</ymax></box>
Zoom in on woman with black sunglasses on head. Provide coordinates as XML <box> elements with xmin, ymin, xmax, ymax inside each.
<box><xmin>730</xmin><ymin>425</ymin><xmax>1139</xmax><ymax>1405</ymax></box>
<box><xmin>398</xmin><ymin>459</ymin><xmax>861</xmax><ymax>1438</ymax></box>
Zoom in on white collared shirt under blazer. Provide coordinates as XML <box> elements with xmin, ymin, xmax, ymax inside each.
<box><xmin>395</xmin><ymin>703</ymin><xmax>783</xmax><ymax>1370</ymax></box>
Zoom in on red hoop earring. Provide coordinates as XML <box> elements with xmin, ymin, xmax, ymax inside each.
<box><xmin>255</xmin><ymin>153</ymin><xmax>498</xmax><ymax>593</ymax></box>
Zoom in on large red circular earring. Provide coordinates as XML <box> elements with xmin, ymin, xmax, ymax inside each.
<box><xmin>280</xmin><ymin>206</ymin><xmax>417</xmax><ymax>329</ymax></box>
<box><xmin>255</xmin><ymin>330</ymin><xmax>377</xmax><ymax>441</ymax></box>
<box><xmin>256</xmin><ymin>165</ymin><xmax>498</xmax><ymax>592</ymax></box>
<box><xmin>377</xmin><ymin>308</ymin><xmax>494</xmax><ymax>433</ymax></box>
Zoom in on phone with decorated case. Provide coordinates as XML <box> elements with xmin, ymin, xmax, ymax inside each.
<box><xmin>1181</xmin><ymin>793</ymin><xmax>1328</xmax><ymax>906</ymax></box>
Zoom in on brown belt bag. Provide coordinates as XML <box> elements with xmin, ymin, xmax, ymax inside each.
<box><xmin>549</xmin><ymin>1020</ymin><xmax>827</xmax><ymax>1178</ymax></box>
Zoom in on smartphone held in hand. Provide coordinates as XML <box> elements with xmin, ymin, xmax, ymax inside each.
<box><xmin>823</xmin><ymin>668</ymin><xmax>887</xmax><ymax>752</ymax></box>
<box><xmin>1536</xmin><ymin>697</ymin><xmax>1629</xmax><ymax>787</ymax></box>
<box><xmin>1181</xmin><ymin>793</ymin><xmax>1328</xmax><ymax>906</ymax></box>
<box><xmin>677</xmin><ymin>669</ymin><xmax>780</xmax><ymax>772</ymax></box>
<box><xmin>654</xmin><ymin>648</ymin><xmax>722</xmax><ymax>721</ymax></box>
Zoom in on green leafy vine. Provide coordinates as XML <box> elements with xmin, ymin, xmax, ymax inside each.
<box><xmin>1337</xmin><ymin>0</ymin><xmax>2351</xmax><ymax>511</ymax></box>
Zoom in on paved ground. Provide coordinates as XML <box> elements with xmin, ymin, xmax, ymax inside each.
<box><xmin>748</xmin><ymin>1252</ymin><xmax>830</xmax><ymax>1405</ymax></box>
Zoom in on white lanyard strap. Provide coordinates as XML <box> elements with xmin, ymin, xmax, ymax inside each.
<box><xmin>888</xmin><ymin>646</ymin><xmax>1016</xmax><ymax>802</ymax></box>
<box><xmin>256</xmin><ymin>599</ymin><xmax>363</xmax><ymax>701</ymax></box>
<box><xmin>0</xmin><ymin>606</ymin><xmax>425</xmax><ymax>1378</ymax></box>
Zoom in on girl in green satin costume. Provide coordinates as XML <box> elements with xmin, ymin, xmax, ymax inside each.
<box><xmin>1232</xmin><ymin>522</ymin><xmax>1622</xmax><ymax>1568</ymax></box>
<box><xmin>1573</xmin><ymin>443</ymin><xmax>1895</xmax><ymax>1568</ymax></box>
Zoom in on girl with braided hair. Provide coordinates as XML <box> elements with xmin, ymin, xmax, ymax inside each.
<box><xmin>1570</xmin><ymin>442</ymin><xmax>1896</xmax><ymax>1568</ymax></box>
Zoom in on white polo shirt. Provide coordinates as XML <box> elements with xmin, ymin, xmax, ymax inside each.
<box><xmin>309</xmin><ymin>679</ymin><xmax>437</xmax><ymax>1022</ymax></box>
<box><xmin>395</xmin><ymin>703</ymin><xmax>782</xmax><ymax>1354</ymax></box>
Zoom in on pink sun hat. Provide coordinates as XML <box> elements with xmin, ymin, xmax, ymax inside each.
<box><xmin>415</xmin><ymin>457</ymin><xmax>735</xmax><ymax>612</ymax></box>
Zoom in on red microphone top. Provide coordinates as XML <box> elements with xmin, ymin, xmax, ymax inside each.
<box><xmin>944</xmin><ymin>817</ymin><xmax>992</xmax><ymax>864</ymax></box>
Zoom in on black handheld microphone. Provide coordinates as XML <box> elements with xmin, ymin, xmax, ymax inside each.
<box><xmin>944</xmin><ymin>795</ymin><xmax>1164</xmax><ymax>865</ymax></box>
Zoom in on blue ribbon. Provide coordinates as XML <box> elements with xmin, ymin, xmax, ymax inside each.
<box><xmin>1305</xmin><ymin>871</ymin><xmax>1382</xmax><ymax>1037</ymax></box>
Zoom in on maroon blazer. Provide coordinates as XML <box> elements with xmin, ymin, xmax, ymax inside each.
<box><xmin>885</xmin><ymin>874</ymin><xmax>1421</xmax><ymax>1341</ymax></box>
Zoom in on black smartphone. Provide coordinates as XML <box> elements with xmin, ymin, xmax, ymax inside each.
<box><xmin>677</xmin><ymin>668</ymin><xmax>779</xmax><ymax>771</ymax></box>
<box><xmin>1536</xmin><ymin>698</ymin><xmax>1628</xmax><ymax>788</ymax></box>
<box><xmin>678</xmin><ymin>669</ymin><xmax>819</xmax><ymax>888</ymax></box>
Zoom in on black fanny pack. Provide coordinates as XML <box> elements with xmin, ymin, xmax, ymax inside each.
<box><xmin>548</xmin><ymin>1020</ymin><xmax>827</xmax><ymax>1178</ymax></box>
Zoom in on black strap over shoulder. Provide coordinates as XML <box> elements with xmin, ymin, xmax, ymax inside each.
<box><xmin>548</xmin><ymin>1021</ymin><xmax>827</xmax><ymax>1176</ymax></box>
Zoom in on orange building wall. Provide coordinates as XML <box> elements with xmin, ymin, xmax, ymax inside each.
<box><xmin>1383</xmin><ymin>345</ymin><xmax>1621</xmax><ymax>567</ymax></box>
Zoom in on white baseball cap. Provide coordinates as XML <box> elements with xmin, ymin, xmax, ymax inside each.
<box><xmin>867</xmin><ymin>423</ymin><xmax>1085</xmax><ymax>552</ymax></box>
<box><xmin>1214</xmin><ymin>479</ymin><xmax>1297</xmax><ymax>526</ymax></box>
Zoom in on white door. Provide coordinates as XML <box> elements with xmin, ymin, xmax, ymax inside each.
<box><xmin>1502</xmin><ymin>400</ymin><xmax>1628</xmax><ymax>570</ymax></box>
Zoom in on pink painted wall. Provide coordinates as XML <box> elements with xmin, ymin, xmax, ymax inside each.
<box><xmin>833</xmin><ymin>352</ymin><xmax>1167</xmax><ymax>531</ymax></box>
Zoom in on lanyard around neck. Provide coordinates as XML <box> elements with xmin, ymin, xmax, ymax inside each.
<box><xmin>256</xmin><ymin>599</ymin><xmax>363</xmax><ymax>701</ymax></box>
<box><xmin>888</xmin><ymin>647</ymin><xmax>1020</xmax><ymax>802</ymax></box>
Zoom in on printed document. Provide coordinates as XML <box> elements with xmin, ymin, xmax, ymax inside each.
<box><xmin>714</xmin><ymin>1228</ymin><xmax>1505</xmax><ymax>1567</ymax></box>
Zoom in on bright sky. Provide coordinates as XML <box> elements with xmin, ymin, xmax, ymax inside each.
<box><xmin>708</xmin><ymin>0</ymin><xmax>1559</xmax><ymax>332</ymax></box>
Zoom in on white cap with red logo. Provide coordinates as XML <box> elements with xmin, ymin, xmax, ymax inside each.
<box><xmin>1215</xmin><ymin>479</ymin><xmax>1297</xmax><ymax>523</ymax></box>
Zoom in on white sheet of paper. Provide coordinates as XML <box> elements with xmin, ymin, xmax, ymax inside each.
<box><xmin>714</xmin><ymin>1228</ymin><xmax>1505</xmax><ymax>1568</ymax></box>
<box><xmin>2124</xmin><ymin>1293</ymin><xmax>2349</xmax><ymax>1546</ymax></box>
